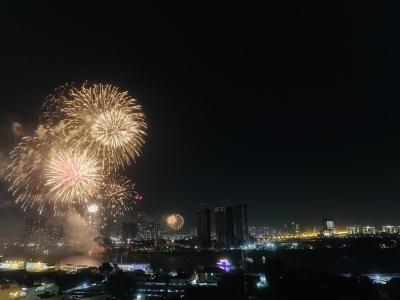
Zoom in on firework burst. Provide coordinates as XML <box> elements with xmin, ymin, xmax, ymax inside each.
<box><xmin>6</xmin><ymin>135</ymin><xmax>47</xmax><ymax>213</ymax></box>
<box><xmin>7</xmin><ymin>83</ymin><xmax>146</xmax><ymax>217</ymax></box>
<box><xmin>100</xmin><ymin>176</ymin><xmax>136</xmax><ymax>223</ymax></box>
<box><xmin>43</xmin><ymin>148</ymin><xmax>102</xmax><ymax>208</ymax></box>
<box><xmin>166</xmin><ymin>213</ymin><xmax>184</xmax><ymax>231</ymax></box>
<box><xmin>59</xmin><ymin>83</ymin><xmax>147</xmax><ymax>171</ymax></box>
<box><xmin>6</xmin><ymin>125</ymin><xmax>103</xmax><ymax>214</ymax></box>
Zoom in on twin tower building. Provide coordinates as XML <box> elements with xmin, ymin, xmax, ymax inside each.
<box><xmin>196</xmin><ymin>204</ymin><xmax>249</xmax><ymax>248</ymax></box>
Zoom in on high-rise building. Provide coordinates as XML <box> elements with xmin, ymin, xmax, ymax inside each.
<box><xmin>248</xmin><ymin>226</ymin><xmax>270</xmax><ymax>239</ymax></box>
<box><xmin>347</xmin><ymin>225</ymin><xmax>362</xmax><ymax>235</ymax></box>
<box><xmin>24</xmin><ymin>218</ymin><xmax>63</xmax><ymax>244</ymax></box>
<box><xmin>49</xmin><ymin>225</ymin><xmax>64</xmax><ymax>242</ymax></box>
<box><xmin>189</xmin><ymin>227</ymin><xmax>197</xmax><ymax>237</ymax></box>
<box><xmin>133</xmin><ymin>210</ymin><xmax>161</xmax><ymax>240</ymax></box>
<box><xmin>232</xmin><ymin>204</ymin><xmax>248</xmax><ymax>245</ymax></box>
<box><xmin>321</xmin><ymin>218</ymin><xmax>335</xmax><ymax>237</ymax></box>
<box><xmin>382</xmin><ymin>225</ymin><xmax>398</xmax><ymax>234</ymax></box>
<box><xmin>196</xmin><ymin>207</ymin><xmax>211</xmax><ymax>248</ymax></box>
<box><xmin>213</xmin><ymin>204</ymin><xmax>248</xmax><ymax>247</ymax></box>
<box><xmin>122</xmin><ymin>222</ymin><xmax>137</xmax><ymax>241</ymax></box>
<box><xmin>248</xmin><ymin>226</ymin><xmax>256</xmax><ymax>238</ymax></box>
<box><xmin>137</xmin><ymin>222</ymin><xmax>161</xmax><ymax>240</ymax></box>
<box><xmin>24</xmin><ymin>218</ymin><xmax>50</xmax><ymax>243</ymax></box>
<box><xmin>362</xmin><ymin>226</ymin><xmax>376</xmax><ymax>235</ymax></box>
<box><xmin>214</xmin><ymin>206</ymin><xmax>234</xmax><ymax>248</ymax></box>
<box><xmin>291</xmin><ymin>222</ymin><xmax>300</xmax><ymax>235</ymax></box>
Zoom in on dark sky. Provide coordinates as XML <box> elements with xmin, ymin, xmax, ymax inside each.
<box><xmin>0</xmin><ymin>2</ymin><xmax>398</xmax><ymax>232</ymax></box>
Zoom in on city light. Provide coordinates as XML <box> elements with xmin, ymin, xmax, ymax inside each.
<box><xmin>216</xmin><ymin>259</ymin><xmax>232</xmax><ymax>272</ymax></box>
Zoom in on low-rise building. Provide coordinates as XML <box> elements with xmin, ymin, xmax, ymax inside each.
<box><xmin>197</xmin><ymin>266</ymin><xmax>225</xmax><ymax>285</ymax></box>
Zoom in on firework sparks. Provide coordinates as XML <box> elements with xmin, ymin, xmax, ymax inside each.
<box><xmin>100</xmin><ymin>176</ymin><xmax>136</xmax><ymax>223</ymax></box>
<box><xmin>7</xmin><ymin>132</ymin><xmax>103</xmax><ymax>214</ymax></box>
<box><xmin>44</xmin><ymin>148</ymin><xmax>102</xmax><ymax>207</ymax></box>
<box><xmin>134</xmin><ymin>192</ymin><xmax>143</xmax><ymax>201</ymax></box>
<box><xmin>166</xmin><ymin>213</ymin><xmax>184</xmax><ymax>231</ymax></box>
<box><xmin>60</xmin><ymin>83</ymin><xmax>147</xmax><ymax>170</ymax></box>
<box><xmin>87</xmin><ymin>203</ymin><xmax>99</xmax><ymax>214</ymax></box>
<box><xmin>6</xmin><ymin>134</ymin><xmax>52</xmax><ymax>213</ymax></box>
<box><xmin>7</xmin><ymin>83</ymin><xmax>146</xmax><ymax>217</ymax></box>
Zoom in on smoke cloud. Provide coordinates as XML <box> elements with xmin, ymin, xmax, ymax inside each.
<box><xmin>0</xmin><ymin>152</ymin><xmax>8</xmax><ymax>180</ymax></box>
<box><xmin>12</xmin><ymin>122</ymin><xmax>24</xmax><ymax>137</ymax></box>
<box><xmin>62</xmin><ymin>213</ymin><xmax>104</xmax><ymax>254</ymax></box>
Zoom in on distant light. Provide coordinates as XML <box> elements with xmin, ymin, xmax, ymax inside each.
<box><xmin>137</xmin><ymin>293</ymin><xmax>144</xmax><ymax>300</ymax></box>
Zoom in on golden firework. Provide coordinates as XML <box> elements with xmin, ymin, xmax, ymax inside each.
<box><xmin>6</xmin><ymin>128</ymin><xmax>101</xmax><ymax>214</ymax></box>
<box><xmin>44</xmin><ymin>148</ymin><xmax>102</xmax><ymax>207</ymax></box>
<box><xmin>62</xmin><ymin>83</ymin><xmax>147</xmax><ymax>171</ymax></box>
<box><xmin>87</xmin><ymin>203</ymin><xmax>99</xmax><ymax>214</ymax></box>
<box><xmin>6</xmin><ymin>135</ymin><xmax>47</xmax><ymax>213</ymax></box>
<box><xmin>7</xmin><ymin>83</ymin><xmax>146</xmax><ymax>217</ymax></box>
<box><xmin>100</xmin><ymin>176</ymin><xmax>136</xmax><ymax>223</ymax></box>
<box><xmin>166</xmin><ymin>213</ymin><xmax>184</xmax><ymax>231</ymax></box>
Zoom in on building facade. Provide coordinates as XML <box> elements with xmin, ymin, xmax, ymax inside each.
<box><xmin>321</xmin><ymin>218</ymin><xmax>335</xmax><ymax>237</ymax></box>
<box><xmin>214</xmin><ymin>206</ymin><xmax>234</xmax><ymax>248</ymax></box>
<box><xmin>196</xmin><ymin>207</ymin><xmax>211</xmax><ymax>248</ymax></box>
<box><xmin>24</xmin><ymin>218</ymin><xmax>63</xmax><ymax>245</ymax></box>
<box><xmin>232</xmin><ymin>204</ymin><xmax>249</xmax><ymax>246</ymax></box>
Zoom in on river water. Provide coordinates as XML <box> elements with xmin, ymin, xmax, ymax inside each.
<box><xmin>4</xmin><ymin>248</ymin><xmax>400</xmax><ymax>274</ymax></box>
<box><xmin>65</xmin><ymin>248</ymin><xmax>400</xmax><ymax>274</ymax></box>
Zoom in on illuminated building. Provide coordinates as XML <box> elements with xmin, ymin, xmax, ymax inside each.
<box><xmin>362</xmin><ymin>226</ymin><xmax>376</xmax><ymax>235</ymax></box>
<box><xmin>24</xmin><ymin>218</ymin><xmax>50</xmax><ymax>243</ymax></box>
<box><xmin>60</xmin><ymin>264</ymin><xmax>89</xmax><ymax>274</ymax></box>
<box><xmin>197</xmin><ymin>266</ymin><xmax>224</xmax><ymax>285</ymax></box>
<box><xmin>21</xmin><ymin>281</ymin><xmax>59</xmax><ymax>298</ymax></box>
<box><xmin>382</xmin><ymin>225</ymin><xmax>398</xmax><ymax>234</ymax></box>
<box><xmin>248</xmin><ymin>226</ymin><xmax>270</xmax><ymax>239</ymax></box>
<box><xmin>0</xmin><ymin>261</ymin><xmax>25</xmax><ymax>270</ymax></box>
<box><xmin>118</xmin><ymin>263</ymin><xmax>151</xmax><ymax>273</ymax></box>
<box><xmin>346</xmin><ymin>225</ymin><xmax>358</xmax><ymax>235</ymax></box>
<box><xmin>347</xmin><ymin>225</ymin><xmax>377</xmax><ymax>235</ymax></box>
<box><xmin>26</xmin><ymin>262</ymin><xmax>55</xmax><ymax>272</ymax></box>
<box><xmin>24</xmin><ymin>218</ymin><xmax>63</xmax><ymax>245</ymax></box>
<box><xmin>321</xmin><ymin>218</ymin><xmax>335</xmax><ymax>237</ymax></box>
<box><xmin>214</xmin><ymin>206</ymin><xmax>234</xmax><ymax>248</ymax></box>
<box><xmin>133</xmin><ymin>210</ymin><xmax>161</xmax><ymax>241</ymax></box>
<box><xmin>196</xmin><ymin>207</ymin><xmax>211</xmax><ymax>248</ymax></box>
<box><xmin>137</xmin><ymin>222</ymin><xmax>161</xmax><ymax>240</ymax></box>
<box><xmin>248</xmin><ymin>226</ymin><xmax>256</xmax><ymax>238</ymax></box>
<box><xmin>189</xmin><ymin>227</ymin><xmax>197</xmax><ymax>237</ymax></box>
<box><xmin>217</xmin><ymin>259</ymin><xmax>232</xmax><ymax>272</ymax></box>
<box><xmin>49</xmin><ymin>225</ymin><xmax>64</xmax><ymax>242</ymax></box>
<box><xmin>347</xmin><ymin>225</ymin><xmax>362</xmax><ymax>235</ymax></box>
<box><xmin>291</xmin><ymin>222</ymin><xmax>300</xmax><ymax>235</ymax></box>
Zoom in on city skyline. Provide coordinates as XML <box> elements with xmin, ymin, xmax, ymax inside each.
<box><xmin>0</xmin><ymin>3</ymin><xmax>397</xmax><ymax>300</ymax></box>
<box><xmin>0</xmin><ymin>3</ymin><xmax>398</xmax><ymax>237</ymax></box>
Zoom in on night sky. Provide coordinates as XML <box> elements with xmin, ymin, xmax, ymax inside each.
<box><xmin>0</xmin><ymin>2</ymin><xmax>398</xmax><ymax>233</ymax></box>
